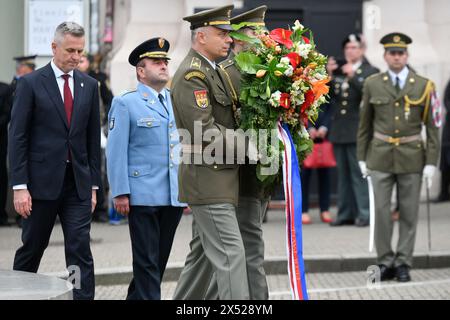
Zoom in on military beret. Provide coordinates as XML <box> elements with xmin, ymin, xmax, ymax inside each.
<box><xmin>183</xmin><ymin>5</ymin><xmax>234</xmax><ymax>31</ymax></box>
<box><xmin>128</xmin><ymin>37</ymin><xmax>170</xmax><ymax>66</ymax></box>
<box><xmin>230</xmin><ymin>5</ymin><xmax>267</xmax><ymax>30</ymax></box>
<box><xmin>380</xmin><ymin>32</ymin><xmax>412</xmax><ymax>51</ymax></box>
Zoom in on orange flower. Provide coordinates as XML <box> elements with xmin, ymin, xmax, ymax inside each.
<box><xmin>311</xmin><ymin>78</ymin><xmax>330</xmax><ymax>101</ymax></box>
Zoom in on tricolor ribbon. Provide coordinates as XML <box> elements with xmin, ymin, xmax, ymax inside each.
<box><xmin>277</xmin><ymin>121</ymin><xmax>309</xmax><ymax>300</ymax></box>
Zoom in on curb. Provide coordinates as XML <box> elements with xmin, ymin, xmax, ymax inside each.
<box><xmin>53</xmin><ymin>251</ymin><xmax>450</xmax><ymax>286</ymax></box>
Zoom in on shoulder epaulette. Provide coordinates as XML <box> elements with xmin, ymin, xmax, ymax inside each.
<box><xmin>120</xmin><ymin>89</ymin><xmax>136</xmax><ymax>96</ymax></box>
<box><xmin>219</xmin><ymin>58</ymin><xmax>234</xmax><ymax>69</ymax></box>
<box><xmin>190</xmin><ymin>57</ymin><xmax>202</xmax><ymax>69</ymax></box>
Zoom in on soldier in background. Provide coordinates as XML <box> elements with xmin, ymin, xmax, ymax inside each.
<box><xmin>78</xmin><ymin>52</ymin><xmax>113</xmax><ymax>222</ymax></box>
<box><xmin>0</xmin><ymin>82</ymin><xmax>11</xmax><ymax>226</ymax></box>
<box><xmin>8</xmin><ymin>56</ymin><xmax>37</xmax><ymax>228</ymax></box>
<box><xmin>435</xmin><ymin>78</ymin><xmax>450</xmax><ymax>202</ymax></box>
<box><xmin>327</xmin><ymin>34</ymin><xmax>379</xmax><ymax>227</ymax></box>
<box><xmin>357</xmin><ymin>32</ymin><xmax>440</xmax><ymax>282</ymax></box>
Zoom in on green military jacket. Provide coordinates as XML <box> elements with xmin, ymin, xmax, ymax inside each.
<box><xmin>328</xmin><ymin>60</ymin><xmax>379</xmax><ymax>144</ymax></box>
<box><xmin>171</xmin><ymin>49</ymin><xmax>240</xmax><ymax>206</ymax></box>
<box><xmin>219</xmin><ymin>51</ymin><xmax>268</xmax><ymax>199</ymax></box>
<box><xmin>357</xmin><ymin>70</ymin><xmax>440</xmax><ymax>174</ymax></box>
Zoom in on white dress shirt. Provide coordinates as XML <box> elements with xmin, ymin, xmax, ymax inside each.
<box><xmin>51</xmin><ymin>59</ymin><xmax>74</xmax><ymax>100</ymax></box>
<box><xmin>388</xmin><ymin>66</ymin><xmax>409</xmax><ymax>90</ymax></box>
<box><xmin>197</xmin><ymin>52</ymin><xmax>216</xmax><ymax>70</ymax></box>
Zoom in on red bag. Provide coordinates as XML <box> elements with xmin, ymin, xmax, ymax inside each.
<box><xmin>302</xmin><ymin>140</ymin><xmax>337</xmax><ymax>169</ymax></box>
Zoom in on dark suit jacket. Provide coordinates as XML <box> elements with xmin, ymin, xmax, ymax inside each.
<box><xmin>441</xmin><ymin>79</ymin><xmax>450</xmax><ymax>168</ymax></box>
<box><xmin>328</xmin><ymin>61</ymin><xmax>379</xmax><ymax>144</ymax></box>
<box><xmin>8</xmin><ymin>63</ymin><xmax>101</xmax><ymax>200</ymax></box>
<box><xmin>0</xmin><ymin>82</ymin><xmax>11</xmax><ymax>129</ymax></box>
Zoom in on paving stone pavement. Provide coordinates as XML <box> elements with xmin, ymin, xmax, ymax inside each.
<box><xmin>0</xmin><ymin>202</ymin><xmax>449</xmax><ymax>274</ymax></box>
<box><xmin>94</xmin><ymin>268</ymin><xmax>450</xmax><ymax>300</ymax></box>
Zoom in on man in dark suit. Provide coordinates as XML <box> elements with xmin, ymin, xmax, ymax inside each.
<box><xmin>0</xmin><ymin>82</ymin><xmax>11</xmax><ymax>226</ymax></box>
<box><xmin>8</xmin><ymin>21</ymin><xmax>101</xmax><ymax>300</ymax></box>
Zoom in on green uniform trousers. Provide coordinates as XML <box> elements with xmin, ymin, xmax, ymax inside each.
<box><xmin>173</xmin><ymin>203</ymin><xmax>249</xmax><ymax>300</ymax></box>
<box><xmin>334</xmin><ymin>143</ymin><xmax>370</xmax><ymax>221</ymax></box>
<box><xmin>371</xmin><ymin>171</ymin><xmax>422</xmax><ymax>267</ymax></box>
<box><xmin>204</xmin><ymin>197</ymin><xmax>269</xmax><ymax>300</ymax></box>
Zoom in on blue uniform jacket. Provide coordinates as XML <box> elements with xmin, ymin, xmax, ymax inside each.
<box><xmin>106</xmin><ymin>83</ymin><xmax>185</xmax><ymax>207</ymax></box>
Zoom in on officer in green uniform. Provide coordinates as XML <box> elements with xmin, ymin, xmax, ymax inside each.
<box><xmin>204</xmin><ymin>5</ymin><xmax>270</xmax><ymax>300</ymax></box>
<box><xmin>171</xmin><ymin>5</ymin><xmax>250</xmax><ymax>300</ymax></box>
<box><xmin>327</xmin><ymin>34</ymin><xmax>379</xmax><ymax>227</ymax></box>
<box><xmin>357</xmin><ymin>33</ymin><xmax>440</xmax><ymax>282</ymax></box>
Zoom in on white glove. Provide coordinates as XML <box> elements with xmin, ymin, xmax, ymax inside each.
<box><xmin>422</xmin><ymin>165</ymin><xmax>436</xmax><ymax>189</ymax></box>
<box><xmin>247</xmin><ymin>139</ymin><xmax>259</xmax><ymax>163</ymax></box>
<box><xmin>358</xmin><ymin>161</ymin><xmax>369</xmax><ymax>178</ymax></box>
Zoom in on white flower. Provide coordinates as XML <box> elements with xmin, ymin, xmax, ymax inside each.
<box><xmin>299</xmin><ymin>125</ymin><xmax>309</xmax><ymax>139</ymax></box>
<box><xmin>269</xmin><ymin>91</ymin><xmax>282</xmax><ymax>107</ymax></box>
<box><xmin>284</xmin><ymin>65</ymin><xmax>294</xmax><ymax>77</ymax></box>
<box><xmin>296</xmin><ymin>43</ymin><xmax>312</xmax><ymax>58</ymax></box>
<box><xmin>277</xmin><ymin>57</ymin><xmax>290</xmax><ymax>68</ymax></box>
<box><xmin>292</xmin><ymin>20</ymin><xmax>304</xmax><ymax>32</ymax></box>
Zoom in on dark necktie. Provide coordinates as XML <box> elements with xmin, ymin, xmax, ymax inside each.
<box><xmin>395</xmin><ymin>76</ymin><xmax>401</xmax><ymax>93</ymax></box>
<box><xmin>61</xmin><ymin>74</ymin><xmax>73</xmax><ymax>125</ymax></box>
<box><xmin>158</xmin><ymin>93</ymin><xmax>168</xmax><ymax>115</ymax></box>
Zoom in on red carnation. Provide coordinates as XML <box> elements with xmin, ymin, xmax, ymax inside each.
<box><xmin>303</xmin><ymin>36</ymin><xmax>310</xmax><ymax>44</ymax></box>
<box><xmin>269</xmin><ymin>28</ymin><xmax>293</xmax><ymax>49</ymax></box>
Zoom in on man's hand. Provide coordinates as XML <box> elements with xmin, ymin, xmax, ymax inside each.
<box><xmin>114</xmin><ymin>195</ymin><xmax>130</xmax><ymax>215</ymax></box>
<box><xmin>422</xmin><ymin>165</ymin><xmax>436</xmax><ymax>189</ymax></box>
<box><xmin>14</xmin><ymin>189</ymin><xmax>32</xmax><ymax>218</ymax></box>
<box><xmin>91</xmin><ymin>190</ymin><xmax>97</xmax><ymax>213</ymax></box>
<box><xmin>358</xmin><ymin>161</ymin><xmax>369</xmax><ymax>178</ymax></box>
<box><xmin>341</xmin><ymin>63</ymin><xmax>355</xmax><ymax>78</ymax></box>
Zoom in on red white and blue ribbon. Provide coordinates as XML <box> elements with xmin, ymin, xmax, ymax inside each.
<box><xmin>277</xmin><ymin>121</ymin><xmax>309</xmax><ymax>300</ymax></box>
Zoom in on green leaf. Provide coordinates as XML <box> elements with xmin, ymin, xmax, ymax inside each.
<box><xmin>235</xmin><ymin>52</ymin><xmax>262</xmax><ymax>74</ymax></box>
<box><xmin>229</xmin><ymin>31</ymin><xmax>262</xmax><ymax>45</ymax></box>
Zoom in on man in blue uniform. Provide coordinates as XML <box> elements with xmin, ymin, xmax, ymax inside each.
<box><xmin>106</xmin><ymin>37</ymin><xmax>185</xmax><ymax>299</ymax></box>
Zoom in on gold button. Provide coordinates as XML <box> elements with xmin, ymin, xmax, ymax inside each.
<box><xmin>395</xmin><ymin>102</ymin><xmax>400</xmax><ymax>107</ymax></box>
<box><xmin>395</xmin><ymin>116</ymin><xmax>399</xmax><ymax>120</ymax></box>
<box><xmin>170</xmin><ymin>164</ymin><xmax>174</xmax><ymax>168</ymax></box>
<box><xmin>343</xmin><ymin>92</ymin><xmax>349</xmax><ymax>98</ymax></box>
<box><xmin>133</xmin><ymin>171</ymin><xmax>139</xmax><ymax>176</ymax></box>
<box><xmin>417</xmin><ymin>144</ymin><xmax>421</xmax><ymax>148</ymax></box>
<box><xmin>395</xmin><ymin>129</ymin><xmax>400</xmax><ymax>134</ymax></box>
<box><xmin>170</xmin><ymin>144</ymin><xmax>174</xmax><ymax>148</ymax></box>
<box><xmin>342</xmin><ymin>101</ymin><xmax>348</xmax><ymax>106</ymax></box>
<box><xmin>147</xmin><ymin>122</ymin><xmax>152</xmax><ymax>126</ymax></box>
<box><xmin>395</xmin><ymin>142</ymin><xmax>399</xmax><ymax>146</ymax></box>
<box><xmin>341</xmin><ymin>109</ymin><xmax>347</xmax><ymax>115</ymax></box>
<box><xmin>356</xmin><ymin>69</ymin><xmax>362</xmax><ymax>74</ymax></box>
<box><xmin>170</xmin><ymin>154</ymin><xmax>174</xmax><ymax>159</ymax></box>
<box><xmin>213</xmin><ymin>165</ymin><xmax>218</xmax><ymax>169</ymax></box>
<box><xmin>169</xmin><ymin>124</ymin><xmax>173</xmax><ymax>128</ymax></box>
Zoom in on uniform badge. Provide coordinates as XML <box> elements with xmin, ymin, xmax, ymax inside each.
<box><xmin>190</xmin><ymin>57</ymin><xmax>202</xmax><ymax>69</ymax></box>
<box><xmin>158</xmin><ymin>38</ymin><xmax>165</xmax><ymax>48</ymax></box>
<box><xmin>109</xmin><ymin>118</ymin><xmax>115</xmax><ymax>130</ymax></box>
<box><xmin>194</xmin><ymin>90</ymin><xmax>209</xmax><ymax>109</ymax></box>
